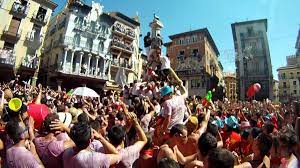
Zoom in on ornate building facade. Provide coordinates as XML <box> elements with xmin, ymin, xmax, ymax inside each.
<box><xmin>0</xmin><ymin>0</ymin><xmax>57</xmax><ymax>85</ymax></box>
<box><xmin>108</xmin><ymin>12</ymin><xmax>141</xmax><ymax>84</ymax></box>
<box><xmin>277</xmin><ymin>55</ymin><xmax>300</xmax><ymax>103</ymax></box>
<box><xmin>165</xmin><ymin>28</ymin><xmax>224</xmax><ymax>97</ymax></box>
<box><xmin>232</xmin><ymin>19</ymin><xmax>273</xmax><ymax>100</ymax></box>
<box><xmin>224</xmin><ymin>72</ymin><xmax>237</xmax><ymax>100</ymax></box>
<box><xmin>41</xmin><ymin>1</ymin><xmax>141</xmax><ymax>89</ymax></box>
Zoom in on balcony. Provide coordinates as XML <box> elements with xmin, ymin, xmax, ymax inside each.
<box><xmin>25</xmin><ymin>32</ymin><xmax>43</xmax><ymax>49</ymax></box>
<box><xmin>10</xmin><ymin>2</ymin><xmax>29</xmax><ymax>18</ymax></box>
<box><xmin>241</xmin><ymin>32</ymin><xmax>263</xmax><ymax>40</ymax></box>
<box><xmin>0</xmin><ymin>49</ymin><xmax>15</xmax><ymax>66</ymax></box>
<box><xmin>74</xmin><ymin>24</ymin><xmax>86</xmax><ymax>31</ymax></box>
<box><xmin>74</xmin><ymin>24</ymin><xmax>108</xmax><ymax>40</ymax></box>
<box><xmin>86</xmin><ymin>26</ymin><xmax>98</xmax><ymax>35</ymax></box>
<box><xmin>111</xmin><ymin>60</ymin><xmax>133</xmax><ymax>71</ymax></box>
<box><xmin>31</xmin><ymin>11</ymin><xmax>48</xmax><ymax>26</ymax></box>
<box><xmin>112</xmin><ymin>23</ymin><xmax>135</xmax><ymax>40</ymax></box>
<box><xmin>251</xmin><ymin>49</ymin><xmax>264</xmax><ymax>56</ymax></box>
<box><xmin>111</xmin><ymin>39</ymin><xmax>133</xmax><ymax>55</ymax></box>
<box><xmin>21</xmin><ymin>55</ymin><xmax>39</xmax><ymax>69</ymax></box>
<box><xmin>58</xmin><ymin>64</ymin><xmax>108</xmax><ymax>81</ymax></box>
<box><xmin>2</xmin><ymin>25</ymin><xmax>22</xmax><ymax>43</ymax></box>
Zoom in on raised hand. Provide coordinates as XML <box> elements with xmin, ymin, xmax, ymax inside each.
<box><xmin>50</xmin><ymin>119</ymin><xmax>68</xmax><ymax>133</ymax></box>
<box><xmin>92</xmin><ymin>129</ymin><xmax>102</xmax><ymax>140</ymax></box>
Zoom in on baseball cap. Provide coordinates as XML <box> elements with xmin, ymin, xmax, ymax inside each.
<box><xmin>224</xmin><ymin>116</ymin><xmax>239</xmax><ymax>129</ymax></box>
<box><xmin>160</xmin><ymin>85</ymin><xmax>173</xmax><ymax>97</ymax></box>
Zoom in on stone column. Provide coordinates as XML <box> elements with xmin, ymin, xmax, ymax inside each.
<box><xmin>107</xmin><ymin>59</ymin><xmax>111</xmax><ymax>80</ymax></box>
<box><xmin>70</xmin><ymin>50</ymin><xmax>75</xmax><ymax>73</ymax></box>
<box><xmin>63</xmin><ymin>47</ymin><xmax>69</xmax><ymax>71</ymax></box>
<box><xmin>79</xmin><ymin>51</ymin><xmax>84</xmax><ymax>74</ymax></box>
<box><xmin>95</xmin><ymin>55</ymin><xmax>99</xmax><ymax>77</ymax></box>
<box><xmin>87</xmin><ymin>53</ymin><xmax>92</xmax><ymax>75</ymax></box>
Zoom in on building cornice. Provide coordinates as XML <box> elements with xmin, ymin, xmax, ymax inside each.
<box><xmin>168</xmin><ymin>28</ymin><xmax>219</xmax><ymax>55</ymax></box>
<box><xmin>32</xmin><ymin>0</ymin><xmax>58</xmax><ymax>10</ymax></box>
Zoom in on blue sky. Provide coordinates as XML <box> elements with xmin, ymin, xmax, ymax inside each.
<box><xmin>53</xmin><ymin>0</ymin><xmax>300</xmax><ymax>79</ymax></box>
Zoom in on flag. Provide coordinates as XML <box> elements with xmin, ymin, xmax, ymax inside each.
<box><xmin>115</xmin><ymin>67</ymin><xmax>127</xmax><ymax>88</ymax></box>
<box><xmin>67</xmin><ymin>89</ymin><xmax>74</xmax><ymax>96</ymax></box>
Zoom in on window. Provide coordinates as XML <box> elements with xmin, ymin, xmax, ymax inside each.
<box><xmin>192</xmin><ymin>49</ymin><xmax>199</xmax><ymax>57</ymax></box>
<box><xmin>58</xmin><ymin>33</ymin><xmax>63</xmax><ymax>43</ymax></box>
<box><xmin>240</xmin><ymin>33</ymin><xmax>244</xmax><ymax>39</ymax></box>
<box><xmin>90</xmin><ymin>21</ymin><xmax>96</xmax><ymax>32</ymax></box>
<box><xmin>0</xmin><ymin>0</ymin><xmax>3</xmax><ymax>7</ymax></box>
<box><xmin>3</xmin><ymin>41</ymin><xmax>14</xmax><ymax>50</ymax></box>
<box><xmin>99</xmin><ymin>41</ymin><xmax>104</xmax><ymax>51</ymax></box>
<box><xmin>36</xmin><ymin>7</ymin><xmax>47</xmax><ymax>22</ymax></box>
<box><xmin>290</xmin><ymin>72</ymin><xmax>294</xmax><ymax>79</ymax></box>
<box><xmin>86</xmin><ymin>38</ymin><xmax>93</xmax><ymax>50</ymax></box>
<box><xmin>8</xmin><ymin>17</ymin><xmax>21</xmax><ymax>36</ymax></box>
<box><xmin>250</xmin><ymin>42</ymin><xmax>257</xmax><ymax>50</ymax></box>
<box><xmin>283</xmin><ymin>82</ymin><xmax>287</xmax><ymax>88</ymax></box>
<box><xmin>283</xmin><ymin>90</ymin><xmax>287</xmax><ymax>95</ymax></box>
<box><xmin>247</xmin><ymin>27</ymin><xmax>254</xmax><ymax>36</ymax></box>
<box><xmin>73</xmin><ymin>34</ymin><xmax>80</xmax><ymax>47</ymax></box>
<box><xmin>191</xmin><ymin>79</ymin><xmax>201</xmax><ymax>88</ymax></box>
<box><xmin>294</xmin><ymin>90</ymin><xmax>297</xmax><ymax>95</ymax></box>
<box><xmin>293</xmin><ymin>81</ymin><xmax>297</xmax><ymax>86</ymax></box>
<box><xmin>282</xmin><ymin>73</ymin><xmax>286</xmax><ymax>79</ymax></box>
<box><xmin>179</xmin><ymin>50</ymin><xmax>184</xmax><ymax>56</ymax></box>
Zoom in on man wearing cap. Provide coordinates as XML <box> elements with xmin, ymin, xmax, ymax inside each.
<box><xmin>160</xmin><ymin>76</ymin><xmax>188</xmax><ymax>136</ymax></box>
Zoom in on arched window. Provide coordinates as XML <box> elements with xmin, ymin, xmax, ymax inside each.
<box><xmin>86</xmin><ymin>38</ymin><xmax>93</xmax><ymax>50</ymax></box>
<box><xmin>73</xmin><ymin>34</ymin><xmax>80</xmax><ymax>47</ymax></box>
<box><xmin>99</xmin><ymin>40</ymin><xmax>104</xmax><ymax>52</ymax></box>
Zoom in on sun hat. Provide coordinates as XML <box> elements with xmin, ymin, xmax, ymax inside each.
<box><xmin>8</xmin><ymin>98</ymin><xmax>22</xmax><ymax>112</ymax></box>
<box><xmin>57</xmin><ymin>112</ymin><xmax>72</xmax><ymax>128</ymax></box>
<box><xmin>212</xmin><ymin>119</ymin><xmax>224</xmax><ymax>128</ymax></box>
<box><xmin>224</xmin><ymin>116</ymin><xmax>239</xmax><ymax>129</ymax></box>
<box><xmin>186</xmin><ymin>116</ymin><xmax>199</xmax><ymax>133</ymax></box>
<box><xmin>160</xmin><ymin>85</ymin><xmax>173</xmax><ymax>97</ymax></box>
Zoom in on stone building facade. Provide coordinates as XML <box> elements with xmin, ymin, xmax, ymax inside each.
<box><xmin>231</xmin><ymin>19</ymin><xmax>273</xmax><ymax>100</ymax></box>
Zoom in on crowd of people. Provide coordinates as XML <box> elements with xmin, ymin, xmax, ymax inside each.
<box><xmin>0</xmin><ymin>67</ymin><xmax>299</xmax><ymax>168</ymax></box>
<box><xmin>0</xmin><ymin>23</ymin><xmax>299</xmax><ymax>168</ymax></box>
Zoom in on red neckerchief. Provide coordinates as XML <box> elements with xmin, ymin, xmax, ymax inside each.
<box><xmin>141</xmin><ymin>149</ymin><xmax>154</xmax><ymax>157</ymax></box>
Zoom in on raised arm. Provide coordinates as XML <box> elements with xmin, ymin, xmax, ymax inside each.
<box><xmin>0</xmin><ymin>90</ymin><xmax>4</xmax><ymax>116</ymax></box>
<box><xmin>34</xmin><ymin>84</ymin><xmax>42</xmax><ymax>104</ymax></box>
<box><xmin>92</xmin><ymin>129</ymin><xmax>118</xmax><ymax>154</ymax></box>
<box><xmin>194</xmin><ymin>107</ymin><xmax>211</xmax><ymax>142</ymax></box>
<box><xmin>169</xmin><ymin>68</ymin><xmax>187</xmax><ymax>99</ymax></box>
<box><xmin>82</xmin><ymin>107</ymin><xmax>96</xmax><ymax>121</ymax></box>
<box><xmin>173</xmin><ymin>145</ymin><xmax>198</xmax><ymax>165</ymax></box>
<box><xmin>130</xmin><ymin>112</ymin><xmax>147</xmax><ymax>150</ymax></box>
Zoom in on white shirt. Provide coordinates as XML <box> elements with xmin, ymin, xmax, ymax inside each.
<box><xmin>160</xmin><ymin>56</ymin><xmax>171</xmax><ymax>70</ymax></box>
<box><xmin>162</xmin><ymin>96</ymin><xmax>186</xmax><ymax>130</ymax></box>
<box><xmin>132</xmin><ymin>83</ymin><xmax>141</xmax><ymax>96</ymax></box>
